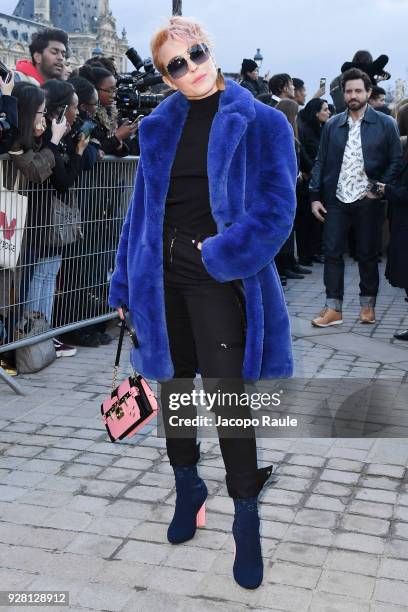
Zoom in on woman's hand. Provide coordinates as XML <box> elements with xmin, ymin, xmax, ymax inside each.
<box><xmin>34</xmin><ymin>116</ymin><xmax>46</xmax><ymax>138</ymax></box>
<box><xmin>75</xmin><ymin>133</ymin><xmax>90</xmax><ymax>155</ymax></box>
<box><xmin>0</xmin><ymin>71</ymin><xmax>14</xmax><ymax>96</ymax></box>
<box><xmin>117</xmin><ymin>307</ymin><xmax>125</xmax><ymax>321</ymax></box>
<box><xmin>115</xmin><ymin>120</ymin><xmax>138</xmax><ymax>142</ymax></box>
<box><xmin>51</xmin><ymin>117</ymin><xmax>67</xmax><ymax>145</ymax></box>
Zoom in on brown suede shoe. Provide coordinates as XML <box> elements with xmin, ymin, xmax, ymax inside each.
<box><xmin>360</xmin><ymin>305</ymin><xmax>376</xmax><ymax>324</ymax></box>
<box><xmin>311</xmin><ymin>307</ymin><xmax>343</xmax><ymax>327</ymax></box>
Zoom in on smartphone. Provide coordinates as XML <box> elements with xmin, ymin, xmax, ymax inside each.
<box><xmin>77</xmin><ymin>119</ymin><xmax>96</xmax><ymax>139</ymax></box>
<box><xmin>320</xmin><ymin>77</ymin><xmax>326</xmax><ymax>92</ymax></box>
<box><xmin>131</xmin><ymin>114</ymin><xmax>144</xmax><ymax>127</ymax></box>
<box><xmin>0</xmin><ymin>60</ymin><xmax>11</xmax><ymax>82</ymax></box>
<box><xmin>57</xmin><ymin>105</ymin><xmax>68</xmax><ymax>124</ymax></box>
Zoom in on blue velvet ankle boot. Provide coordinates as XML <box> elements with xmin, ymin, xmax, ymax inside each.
<box><xmin>167</xmin><ymin>465</ymin><xmax>208</xmax><ymax>544</ymax></box>
<box><xmin>227</xmin><ymin>465</ymin><xmax>273</xmax><ymax>589</ymax></box>
<box><xmin>232</xmin><ymin>497</ymin><xmax>262</xmax><ymax>589</ymax></box>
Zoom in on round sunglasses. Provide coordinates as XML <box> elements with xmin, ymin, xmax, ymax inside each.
<box><xmin>166</xmin><ymin>43</ymin><xmax>210</xmax><ymax>80</ymax></box>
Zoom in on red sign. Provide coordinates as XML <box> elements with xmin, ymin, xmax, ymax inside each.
<box><xmin>0</xmin><ymin>211</ymin><xmax>17</xmax><ymax>240</ymax></box>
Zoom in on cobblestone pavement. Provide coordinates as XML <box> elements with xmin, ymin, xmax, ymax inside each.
<box><xmin>0</xmin><ymin>258</ymin><xmax>408</xmax><ymax>611</ymax></box>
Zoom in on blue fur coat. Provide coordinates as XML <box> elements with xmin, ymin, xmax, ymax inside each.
<box><xmin>108</xmin><ymin>79</ymin><xmax>297</xmax><ymax>382</ymax></box>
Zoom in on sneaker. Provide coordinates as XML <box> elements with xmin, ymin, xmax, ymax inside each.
<box><xmin>53</xmin><ymin>338</ymin><xmax>77</xmax><ymax>358</ymax></box>
<box><xmin>311</xmin><ymin>307</ymin><xmax>343</xmax><ymax>327</ymax></box>
<box><xmin>360</xmin><ymin>306</ymin><xmax>376</xmax><ymax>324</ymax></box>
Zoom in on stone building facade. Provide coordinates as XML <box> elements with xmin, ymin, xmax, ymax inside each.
<box><xmin>0</xmin><ymin>0</ymin><xmax>128</xmax><ymax>72</ymax></box>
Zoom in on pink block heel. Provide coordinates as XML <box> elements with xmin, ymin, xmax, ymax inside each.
<box><xmin>196</xmin><ymin>502</ymin><xmax>206</xmax><ymax>527</ymax></box>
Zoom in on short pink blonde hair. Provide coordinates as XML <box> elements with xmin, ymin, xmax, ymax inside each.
<box><xmin>151</xmin><ymin>16</ymin><xmax>224</xmax><ymax>89</ymax></box>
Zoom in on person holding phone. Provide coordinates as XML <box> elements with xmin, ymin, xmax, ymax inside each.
<box><xmin>78</xmin><ymin>64</ymin><xmax>138</xmax><ymax>157</ymax></box>
<box><xmin>6</xmin><ymin>82</ymin><xmax>71</xmax><ymax>362</ymax></box>
<box><xmin>9</xmin><ymin>81</ymin><xmax>95</xmax><ymax>358</ymax></box>
<box><xmin>0</xmin><ymin>71</ymin><xmax>18</xmax><ymax>154</ymax></box>
<box><xmin>109</xmin><ymin>16</ymin><xmax>297</xmax><ymax>589</ymax></box>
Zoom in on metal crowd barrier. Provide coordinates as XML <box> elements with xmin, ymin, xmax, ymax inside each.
<box><xmin>0</xmin><ymin>154</ymin><xmax>138</xmax><ymax>394</ymax></box>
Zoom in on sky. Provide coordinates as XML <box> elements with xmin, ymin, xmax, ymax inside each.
<box><xmin>2</xmin><ymin>0</ymin><xmax>408</xmax><ymax>101</ymax></box>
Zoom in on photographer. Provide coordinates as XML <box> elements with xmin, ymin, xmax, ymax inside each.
<box><xmin>0</xmin><ymin>72</ymin><xmax>18</xmax><ymax>154</ymax></box>
<box><xmin>78</xmin><ymin>64</ymin><xmax>137</xmax><ymax>156</ymax></box>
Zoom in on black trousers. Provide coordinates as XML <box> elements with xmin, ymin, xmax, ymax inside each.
<box><xmin>323</xmin><ymin>197</ymin><xmax>380</xmax><ymax>302</ymax></box>
<box><xmin>160</xmin><ymin>227</ymin><xmax>258</xmax><ymax>478</ymax></box>
<box><xmin>295</xmin><ymin>181</ymin><xmax>323</xmax><ymax>260</ymax></box>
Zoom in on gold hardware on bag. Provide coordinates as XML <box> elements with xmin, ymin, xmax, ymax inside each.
<box><xmin>115</xmin><ymin>405</ymin><xmax>125</xmax><ymax>419</ymax></box>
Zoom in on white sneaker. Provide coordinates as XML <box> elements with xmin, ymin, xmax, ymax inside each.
<box><xmin>53</xmin><ymin>338</ymin><xmax>77</xmax><ymax>358</ymax></box>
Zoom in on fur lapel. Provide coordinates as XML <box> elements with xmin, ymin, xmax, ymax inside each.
<box><xmin>138</xmin><ymin>79</ymin><xmax>256</xmax><ymax>229</ymax></box>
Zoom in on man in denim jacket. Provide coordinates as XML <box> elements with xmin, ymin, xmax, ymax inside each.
<box><xmin>309</xmin><ymin>68</ymin><xmax>401</xmax><ymax>327</ymax></box>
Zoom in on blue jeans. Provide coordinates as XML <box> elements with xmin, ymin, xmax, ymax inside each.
<box><xmin>25</xmin><ymin>255</ymin><xmax>62</xmax><ymax>324</ymax></box>
<box><xmin>323</xmin><ymin>198</ymin><xmax>379</xmax><ymax>312</ymax></box>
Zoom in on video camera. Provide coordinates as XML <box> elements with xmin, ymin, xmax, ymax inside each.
<box><xmin>115</xmin><ymin>48</ymin><xmax>165</xmax><ymax>121</ymax></box>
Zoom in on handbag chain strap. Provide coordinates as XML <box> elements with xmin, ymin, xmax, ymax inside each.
<box><xmin>111</xmin><ymin>317</ymin><xmax>140</xmax><ymax>391</ymax></box>
<box><xmin>112</xmin><ymin>319</ymin><xmax>126</xmax><ymax>391</ymax></box>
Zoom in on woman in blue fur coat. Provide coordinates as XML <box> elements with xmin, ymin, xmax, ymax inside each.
<box><xmin>109</xmin><ymin>16</ymin><xmax>297</xmax><ymax>589</ymax></box>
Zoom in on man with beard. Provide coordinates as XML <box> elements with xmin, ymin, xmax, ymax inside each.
<box><xmin>14</xmin><ymin>28</ymin><xmax>69</xmax><ymax>86</ymax></box>
<box><xmin>309</xmin><ymin>68</ymin><xmax>401</xmax><ymax>327</ymax></box>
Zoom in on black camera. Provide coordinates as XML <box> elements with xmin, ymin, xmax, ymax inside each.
<box><xmin>115</xmin><ymin>47</ymin><xmax>165</xmax><ymax>121</ymax></box>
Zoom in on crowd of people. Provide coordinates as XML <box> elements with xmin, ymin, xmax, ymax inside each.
<box><xmin>239</xmin><ymin>52</ymin><xmax>408</xmax><ymax>337</ymax></box>
<box><xmin>0</xmin><ymin>27</ymin><xmax>139</xmax><ymax>375</ymax></box>
<box><xmin>1</xmin><ymin>29</ymin><xmax>408</xmax><ymax>377</ymax></box>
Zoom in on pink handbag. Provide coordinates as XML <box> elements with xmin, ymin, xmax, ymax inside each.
<box><xmin>101</xmin><ymin>317</ymin><xmax>159</xmax><ymax>442</ymax></box>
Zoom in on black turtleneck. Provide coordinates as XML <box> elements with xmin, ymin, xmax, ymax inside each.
<box><xmin>164</xmin><ymin>90</ymin><xmax>220</xmax><ymax>236</ymax></box>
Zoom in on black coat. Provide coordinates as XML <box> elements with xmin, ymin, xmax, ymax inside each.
<box><xmin>298</xmin><ymin>121</ymin><xmax>322</xmax><ymax>168</ymax></box>
<box><xmin>240</xmin><ymin>76</ymin><xmax>268</xmax><ymax>98</ymax></box>
<box><xmin>385</xmin><ymin>158</ymin><xmax>408</xmax><ymax>288</ymax></box>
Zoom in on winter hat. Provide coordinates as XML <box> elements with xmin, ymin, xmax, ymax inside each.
<box><xmin>241</xmin><ymin>59</ymin><xmax>258</xmax><ymax>75</ymax></box>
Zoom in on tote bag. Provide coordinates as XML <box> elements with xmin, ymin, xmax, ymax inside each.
<box><xmin>0</xmin><ymin>161</ymin><xmax>28</xmax><ymax>269</ymax></box>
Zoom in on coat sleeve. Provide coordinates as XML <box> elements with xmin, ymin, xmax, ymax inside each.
<box><xmin>8</xmin><ymin>147</ymin><xmax>55</xmax><ymax>184</ymax></box>
<box><xmin>108</xmin><ymin>161</ymin><xmax>144</xmax><ymax>309</ymax></box>
<box><xmin>309</xmin><ymin>121</ymin><xmax>330</xmax><ymax>202</ymax></box>
<box><xmin>381</xmin><ymin>120</ymin><xmax>402</xmax><ymax>185</ymax></box>
<box><xmin>200</xmin><ymin>110</ymin><xmax>297</xmax><ymax>282</ymax></box>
